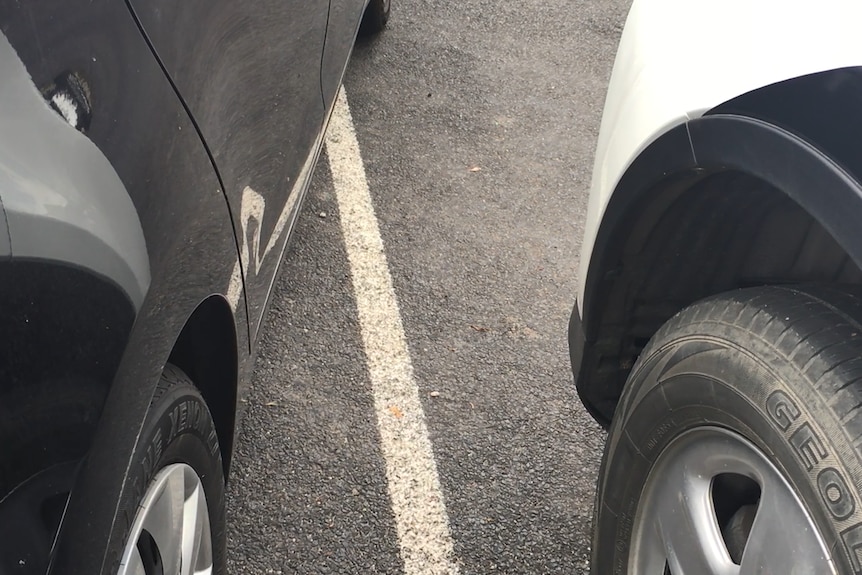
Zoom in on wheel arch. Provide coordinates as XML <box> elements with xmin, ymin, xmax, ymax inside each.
<box><xmin>168</xmin><ymin>294</ymin><xmax>239</xmax><ymax>475</ymax></box>
<box><xmin>573</xmin><ymin>76</ymin><xmax>862</xmax><ymax>426</ymax></box>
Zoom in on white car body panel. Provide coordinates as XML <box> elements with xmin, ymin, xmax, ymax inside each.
<box><xmin>578</xmin><ymin>0</ymin><xmax>862</xmax><ymax>312</ymax></box>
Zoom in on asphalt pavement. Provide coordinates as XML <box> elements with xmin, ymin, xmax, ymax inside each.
<box><xmin>226</xmin><ymin>0</ymin><xmax>629</xmax><ymax>573</ymax></box>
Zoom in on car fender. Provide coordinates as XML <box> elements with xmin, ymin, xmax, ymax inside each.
<box><xmin>578</xmin><ymin>0</ymin><xmax>862</xmax><ymax>311</ymax></box>
<box><xmin>0</xmin><ymin>5</ymin><xmax>246</xmax><ymax>570</ymax></box>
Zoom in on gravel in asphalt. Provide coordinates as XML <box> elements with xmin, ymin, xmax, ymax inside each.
<box><xmin>227</xmin><ymin>0</ymin><xmax>629</xmax><ymax>573</ymax></box>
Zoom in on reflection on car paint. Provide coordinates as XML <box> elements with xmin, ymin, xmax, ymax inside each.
<box><xmin>227</xmin><ymin>134</ymin><xmax>320</xmax><ymax>328</ymax></box>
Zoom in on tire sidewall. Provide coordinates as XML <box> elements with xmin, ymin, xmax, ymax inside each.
<box><xmin>593</xmin><ymin>322</ymin><xmax>862</xmax><ymax>575</ymax></box>
<box><xmin>108</xmin><ymin>379</ymin><xmax>226</xmax><ymax>575</ymax></box>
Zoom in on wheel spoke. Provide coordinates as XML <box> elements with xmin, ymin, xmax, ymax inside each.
<box><xmin>630</xmin><ymin>515</ymin><xmax>670</xmax><ymax>573</ymax></box>
<box><xmin>140</xmin><ymin>467</ymin><xmax>186</xmax><ymax>574</ymax></box>
<box><xmin>181</xmin><ymin>472</ymin><xmax>213</xmax><ymax>575</ymax></box>
<box><xmin>123</xmin><ymin>546</ymin><xmax>147</xmax><ymax>575</ymax></box>
<box><xmin>738</xmin><ymin>473</ymin><xmax>836</xmax><ymax>575</ymax></box>
<box><xmin>656</xmin><ymin>472</ymin><xmax>738</xmax><ymax>575</ymax></box>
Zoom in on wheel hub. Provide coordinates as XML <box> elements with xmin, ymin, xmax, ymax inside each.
<box><xmin>629</xmin><ymin>427</ymin><xmax>836</xmax><ymax>574</ymax></box>
<box><xmin>117</xmin><ymin>463</ymin><xmax>212</xmax><ymax>575</ymax></box>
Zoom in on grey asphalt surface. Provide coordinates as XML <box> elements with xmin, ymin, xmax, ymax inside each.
<box><xmin>226</xmin><ymin>0</ymin><xmax>629</xmax><ymax>573</ymax></box>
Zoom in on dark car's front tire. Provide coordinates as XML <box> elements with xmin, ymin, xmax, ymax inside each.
<box><xmin>114</xmin><ymin>365</ymin><xmax>226</xmax><ymax>575</ymax></box>
<box><xmin>591</xmin><ymin>286</ymin><xmax>862</xmax><ymax>574</ymax></box>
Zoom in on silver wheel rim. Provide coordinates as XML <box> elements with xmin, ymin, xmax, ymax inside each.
<box><xmin>629</xmin><ymin>427</ymin><xmax>836</xmax><ymax>575</ymax></box>
<box><xmin>118</xmin><ymin>463</ymin><xmax>213</xmax><ymax>575</ymax></box>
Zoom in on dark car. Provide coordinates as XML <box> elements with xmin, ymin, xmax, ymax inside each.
<box><xmin>0</xmin><ymin>1</ymin><xmax>389</xmax><ymax>573</ymax></box>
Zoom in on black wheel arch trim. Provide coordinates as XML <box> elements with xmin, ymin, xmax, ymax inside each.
<box><xmin>689</xmin><ymin>114</ymin><xmax>862</xmax><ymax>269</ymax></box>
<box><xmin>572</xmin><ymin>114</ymin><xmax>862</xmax><ymax>427</ymax></box>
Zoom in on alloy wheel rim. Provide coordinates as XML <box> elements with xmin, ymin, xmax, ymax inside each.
<box><xmin>629</xmin><ymin>426</ymin><xmax>835</xmax><ymax>575</ymax></box>
<box><xmin>117</xmin><ymin>463</ymin><xmax>213</xmax><ymax>575</ymax></box>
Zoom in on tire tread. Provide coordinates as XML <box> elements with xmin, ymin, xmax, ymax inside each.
<box><xmin>651</xmin><ymin>285</ymin><xmax>862</xmax><ymax>456</ymax></box>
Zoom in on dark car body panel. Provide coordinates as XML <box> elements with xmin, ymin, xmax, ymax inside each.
<box><xmin>0</xmin><ymin>0</ymin><xmax>370</xmax><ymax>571</ymax></box>
<box><xmin>322</xmin><ymin>2</ymin><xmax>368</xmax><ymax>106</ymax></box>
<box><xmin>125</xmin><ymin>0</ymin><xmax>341</xmax><ymax>344</ymax></box>
<box><xmin>1</xmin><ymin>1</ymin><xmax>245</xmax><ymax>571</ymax></box>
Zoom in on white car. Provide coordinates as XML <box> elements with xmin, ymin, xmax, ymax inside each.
<box><xmin>570</xmin><ymin>1</ymin><xmax>862</xmax><ymax>573</ymax></box>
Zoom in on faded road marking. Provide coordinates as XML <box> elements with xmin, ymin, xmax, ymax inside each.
<box><xmin>325</xmin><ymin>86</ymin><xmax>460</xmax><ymax>575</ymax></box>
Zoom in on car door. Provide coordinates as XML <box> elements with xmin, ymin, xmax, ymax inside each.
<box><xmin>320</xmin><ymin>0</ymin><xmax>371</xmax><ymax>107</ymax></box>
<box><xmin>126</xmin><ymin>0</ymin><xmax>331</xmax><ymax>342</ymax></box>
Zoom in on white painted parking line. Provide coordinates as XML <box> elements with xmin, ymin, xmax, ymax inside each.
<box><xmin>325</xmin><ymin>86</ymin><xmax>460</xmax><ymax>575</ymax></box>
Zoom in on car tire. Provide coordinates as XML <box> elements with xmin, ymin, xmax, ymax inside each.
<box><xmin>113</xmin><ymin>365</ymin><xmax>226</xmax><ymax>575</ymax></box>
<box><xmin>591</xmin><ymin>285</ymin><xmax>862</xmax><ymax>575</ymax></box>
<box><xmin>358</xmin><ymin>0</ymin><xmax>390</xmax><ymax>37</ymax></box>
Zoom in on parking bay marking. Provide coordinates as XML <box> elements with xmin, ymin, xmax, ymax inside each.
<box><xmin>325</xmin><ymin>86</ymin><xmax>460</xmax><ymax>575</ymax></box>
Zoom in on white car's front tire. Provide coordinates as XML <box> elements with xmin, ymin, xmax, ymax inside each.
<box><xmin>592</xmin><ymin>286</ymin><xmax>862</xmax><ymax>574</ymax></box>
